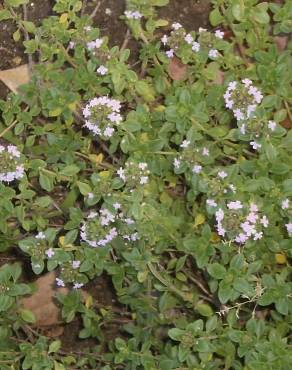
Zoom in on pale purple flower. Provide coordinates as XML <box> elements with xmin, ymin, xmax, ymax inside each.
<box><xmin>113</xmin><ymin>202</ymin><xmax>121</xmax><ymax>210</ymax></box>
<box><xmin>286</xmin><ymin>223</ymin><xmax>292</xmax><ymax>235</ymax></box>
<box><xmin>228</xmin><ymin>81</ymin><xmax>237</xmax><ymax>90</ymax></box>
<box><xmin>56</xmin><ymin>278</ymin><xmax>65</xmax><ymax>287</ymax></box>
<box><xmin>87</xmin><ymin>38</ymin><xmax>103</xmax><ymax>50</ymax></box>
<box><xmin>124</xmin><ymin>10</ymin><xmax>143</xmax><ymax>19</ymax></box>
<box><xmin>161</xmin><ymin>35</ymin><xmax>168</xmax><ymax>45</ymax></box>
<box><xmin>241</xmin><ymin>221</ymin><xmax>256</xmax><ymax>236</ymax></box>
<box><xmin>202</xmin><ymin>147</ymin><xmax>209</xmax><ymax>156</ymax></box>
<box><xmin>208</xmin><ymin>49</ymin><xmax>219</xmax><ymax>59</ymax></box>
<box><xmin>227</xmin><ymin>201</ymin><xmax>243</xmax><ymax>210</ymax></box>
<box><xmin>240</xmin><ymin>124</ymin><xmax>246</xmax><ymax>134</ymax></box>
<box><xmin>260</xmin><ymin>215</ymin><xmax>269</xmax><ymax>228</ymax></box>
<box><xmin>215</xmin><ymin>30</ymin><xmax>224</xmax><ymax>39</ymax></box>
<box><xmin>242</xmin><ymin>78</ymin><xmax>252</xmax><ymax>87</ymax></box>
<box><xmin>172</xmin><ymin>22</ymin><xmax>182</xmax><ymax>30</ymax></box>
<box><xmin>253</xmin><ymin>232</ymin><xmax>263</xmax><ymax>240</ymax></box>
<box><xmin>250</xmin><ymin>141</ymin><xmax>261</xmax><ymax>150</ymax></box>
<box><xmin>184</xmin><ymin>33</ymin><xmax>193</xmax><ymax>44</ymax></box>
<box><xmin>250</xmin><ymin>203</ymin><xmax>258</xmax><ymax>213</ymax></box>
<box><xmin>140</xmin><ymin>176</ymin><xmax>148</xmax><ymax>185</ymax></box>
<box><xmin>282</xmin><ymin>199</ymin><xmax>290</xmax><ymax>210</ymax></box>
<box><xmin>97</xmin><ymin>65</ymin><xmax>108</xmax><ymax>75</ymax></box>
<box><xmin>268</xmin><ymin>120</ymin><xmax>276</xmax><ymax>131</ymax></box>
<box><xmin>117</xmin><ymin>167</ymin><xmax>126</xmax><ymax>181</ymax></box>
<box><xmin>174</xmin><ymin>158</ymin><xmax>181</xmax><ymax>169</ymax></box>
<box><xmin>180</xmin><ymin>140</ymin><xmax>190</xmax><ymax>148</ymax></box>
<box><xmin>45</xmin><ymin>248</ymin><xmax>54</xmax><ymax>258</ymax></box>
<box><xmin>73</xmin><ymin>282</ymin><xmax>84</xmax><ymax>289</ymax></box>
<box><xmin>218</xmin><ymin>170</ymin><xmax>228</xmax><ymax>179</ymax></box>
<box><xmin>206</xmin><ymin>199</ymin><xmax>217</xmax><ymax>207</ymax></box>
<box><xmin>246</xmin><ymin>212</ymin><xmax>258</xmax><ymax>224</ymax></box>
<box><xmin>72</xmin><ymin>260</ymin><xmax>81</xmax><ymax>269</ymax></box>
<box><xmin>215</xmin><ymin>209</ymin><xmax>224</xmax><ymax>222</ymax></box>
<box><xmin>235</xmin><ymin>233</ymin><xmax>248</xmax><ymax>244</ymax></box>
<box><xmin>234</xmin><ymin>108</ymin><xmax>244</xmax><ymax>121</ymax></box>
<box><xmin>166</xmin><ymin>49</ymin><xmax>174</xmax><ymax>58</ymax></box>
<box><xmin>192</xmin><ymin>164</ymin><xmax>202</xmax><ymax>174</ymax></box>
<box><xmin>36</xmin><ymin>232</ymin><xmax>46</xmax><ymax>240</ymax></box>
<box><xmin>192</xmin><ymin>42</ymin><xmax>200</xmax><ymax>52</ymax></box>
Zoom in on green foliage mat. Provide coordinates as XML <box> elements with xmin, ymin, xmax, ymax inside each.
<box><xmin>0</xmin><ymin>0</ymin><xmax>291</xmax><ymax>369</ymax></box>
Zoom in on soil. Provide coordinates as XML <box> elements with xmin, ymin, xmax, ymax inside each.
<box><xmin>0</xmin><ymin>0</ymin><xmax>211</xmax><ymax>353</ymax></box>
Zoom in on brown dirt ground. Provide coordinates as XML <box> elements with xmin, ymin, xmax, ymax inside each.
<box><xmin>0</xmin><ymin>0</ymin><xmax>210</xmax><ymax>354</ymax></box>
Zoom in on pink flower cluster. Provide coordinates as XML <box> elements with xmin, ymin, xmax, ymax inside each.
<box><xmin>0</xmin><ymin>145</ymin><xmax>25</xmax><ymax>183</ymax></box>
<box><xmin>224</xmin><ymin>80</ymin><xmax>263</xmax><ymax>122</ymax></box>
<box><xmin>215</xmin><ymin>202</ymin><xmax>269</xmax><ymax>244</ymax></box>
<box><xmin>83</xmin><ymin>96</ymin><xmax>122</xmax><ymax>139</ymax></box>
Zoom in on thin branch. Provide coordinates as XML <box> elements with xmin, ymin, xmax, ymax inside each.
<box><xmin>89</xmin><ymin>1</ymin><xmax>101</xmax><ymax>19</ymax></box>
<box><xmin>22</xmin><ymin>4</ymin><xmax>33</xmax><ymax>73</ymax></box>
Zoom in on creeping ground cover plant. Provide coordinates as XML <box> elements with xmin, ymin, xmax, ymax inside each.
<box><xmin>0</xmin><ymin>0</ymin><xmax>292</xmax><ymax>368</ymax></box>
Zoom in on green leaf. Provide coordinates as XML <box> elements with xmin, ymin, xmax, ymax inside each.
<box><xmin>0</xmin><ymin>9</ymin><xmax>12</xmax><ymax>21</ymax></box>
<box><xmin>59</xmin><ymin>165</ymin><xmax>80</xmax><ymax>177</ymax></box>
<box><xmin>135</xmin><ymin>81</ymin><xmax>156</xmax><ymax>102</ymax></box>
<box><xmin>232</xmin><ymin>3</ymin><xmax>245</xmax><ymax>21</ymax></box>
<box><xmin>196</xmin><ymin>303</ymin><xmax>213</xmax><ymax>317</ymax></box>
<box><xmin>5</xmin><ymin>0</ymin><xmax>29</xmax><ymax>6</ymax></box>
<box><xmin>48</xmin><ymin>340</ymin><xmax>61</xmax><ymax>353</ymax></box>
<box><xmin>209</xmin><ymin>7</ymin><xmax>224</xmax><ymax>26</ymax></box>
<box><xmin>218</xmin><ymin>282</ymin><xmax>233</xmax><ymax>304</ymax></box>
<box><xmin>168</xmin><ymin>328</ymin><xmax>185</xmax><ymax>341</ymax></box>
<box><xmin>207</xmin><ymin>263</ymin><xmax>226</xmax><ymax>279</ymax></box>
<box><xmin>39</xmin><ymin>172</ymin><xmax>55</xmax><ymax>192</ymax></box>
<box><xmin>0</xmin><ymin>295</ymin><xmax>13</xmax><ymax>312</ymax></box>
<box><xmin>20</xmin><ymin>308</ymin><xmax>36</xmax><ymax>323</ymax></box>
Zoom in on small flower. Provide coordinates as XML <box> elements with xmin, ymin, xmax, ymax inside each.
<box><xmin>45</xmin><ymin>248</ymin><xmax>54</xmax><ymax>258</ymax></box>
<box><xmin>227</xmin><ymin>201</ymin><xmax>243</xmax><ymax>210</ymax></box>
<box><xmin>161</xmin><ymin>35</ymin><xmax>168</xmax><ymax>45</ymax></box>
<box><xmin>192</xmin><ymin>164</ymin><xmax>202</xmax><ymax>174</ymax></box>
<box><xmin>198</xmin><ymin>27</ymin><xmax>207</xmax><ymax>33</ymax></box>
<box><xmin>138</xmin><ymin>162</ymin><xmax>148</xmax><ymax>170</ymax></box>
<box><xmin>173</xmin><ymin>158</ymin><xmax>181</xmax><ymax>169</ymax></box>
<box><xmin>215</xmin><ymin>208</ymin><xmax>224</xmax><ymax>222</ymax></box>
<box><xmin>242</xmin><ymin>78</ymin><xmax>252</xmax><ymax>86</ymax></box>
<box><xmin>172</xmin><ymin>22</ymin><xmax>182</xmax><ymax>30</ymax></box>
<box><xmin>180</xmin><ymin>140</ymin><xmax>190</xmax><ymax>148</ymax></box>
<box><xmin>282</xmin><ymin>199</ymin><xmax>290</xmax><ymax>210</ymax></box>
<box><xmin>166</xmin><ymin>49</ymin><xmax>174</xmax><ymax>58</ymax></box>
<box><xmin>192</xmin><ymin>42</ymin><xmax>200</xmax><ymax>52</ymax></box>
<box><xmin>87</xmin><ymin>38</ymin><xmax>103</xmax><ymax>50</ymax></box>
<box><xmin>202</xmin><ymin>147</ymin><xmax>209</xmax><ymax>156</ymax></box>
<box><xmin>268</xmin><ymin>120</ymin><xmax>276</xmax><ymax>131</ymax></box>
<box><xmin>215</xmin><ymin>30</ymin><xmax>224</xmax><ymax>39</ymax></box>
<box><xmin>207</xmin><ymin>199</ymin><xmax>217</xmax><ymax>207</ymax></box>
<box><xmin>184</xmin><ymin>33</ymin><xmax>193</xmax><ymax>44</ymax></box>
<box><xmin>124</xmin><ymin>10</ymin><xmax>143</xmax><ymax>19</ymax></box>
<box><xmin>260</xmin><ymin>215</ymin><xmax>269</xmax><ymax>228</ymax></box>
<box><xmin>208</xmin><ymin>49</ymin><xmax>219</xmax><ymax>59</ymax></box>
<box><xmin>88</xmin><ymin>192</ymin><xmax>94</xmax><ymax>199</ymax></box>
<box><xmin>36</xmin><ymin>232</ymin><xmax>46</xmax><ymax>240</ymax></box>
<box><xmin>140</xmin><ymin>176</ymin><xmax>148</xmax><ymax>185</ymax></box>
<box><xmin>117</xmin><ymin>167</ymin><xmax>126</xmax><ymax>181</ymax></box>
<box><xmin>253</xmin><ymin>232</ymin><xmax>263</xmax><ymax>240</ymax></box>
<box><xmin>113</xmin><ymin>202</ymin><xmax>121</xmax><ymax>210</ymax></box>
<box><xmin>73</xmin><ymin>282</ymin><xmax>84</xmax><ymax>289</ymax></box>
<box><xmin>250</xmin><ymin>141</ymin><xmax>261</xmax><ymax>150</ymax></box>
<box><xmin>56</xmin><ymin>278</ymin><xmax>65</xmax><ymax>287</ymax></box>
<box><xmin>97</xmin><ymin>65</ymin><xmax>108</xmax><ymax>75</ymax></box>
<box><xmin>218</xmin><ymin>170</ymin><xmax>228</xmax><ymax>179</ymax></box>
<box><xmin>72</xmin><ymin>260</ymin><xmax>81</xmax><ymax>269</ymax></box>
<box><xmin>233</xmin><ymin>108</ymin><xmax>244</xmax><ymax>121</ymax></box>
<box><xmin>68</xmin><ymin>41</ymin><xmax>75</xmax><ymax>49</ymax></box>
<box><xmin>286</xmin><ymin>223</ymin><xmax>292</xmax><ymax>235</ymax></box>
<box><xmin>250</xmin><ymin>203</ymin><xmax>258</xmax><ymax>213</ymax></box>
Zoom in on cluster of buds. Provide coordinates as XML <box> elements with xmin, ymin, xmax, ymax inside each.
<box><xmin>80</xmin><ymin>204</ymin><xmax>139</xmax><ymax>248</ymax></box>
<box><xmin>117</xmin><ymin>161</ymin><xmax>150</xmax><ymax>187</ymax></box>
<box><xmin>161</xmin><ymin>23</ymin><xmax>223</xmax><ymax>60</ymax></box>
<box><xmin>214</xmin><ymin>202</ymin><xmax>269</xmax><ymax>244</ymax></box>
<box><xmin>0</xmin><ymin>145</ymin><xmax>24</xmax><ymax>183</ymax></box>
<box><xmin>83</xmin><ymin>96</ymin><xmax>122</xmax><ymax>139</ymax></box>
<box><xmin>124</xmin><ymin>10</ymin><xmax>143</xmax><ymax>19</ymax></box>
<box><xmin>224</xmin><ymin>80</ymin><xmax>263</xmax><ymax>122</ymax></box>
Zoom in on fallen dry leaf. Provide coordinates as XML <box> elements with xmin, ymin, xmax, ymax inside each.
<box><xmin>0</xmin><ymin>64</ymin><xmax>30</xmax><ymax>93</ymax></box>
<box><xmin>167</xmin><ymin>56</ymin><xmax>188</xmax><ymax>81</ymax></box>
<box><xmin>274</xmin><ymin>36</ymin><xmax>289</xmax><ymax>52</ymax></box>
<box><xmin>20</xmin><ymin>271</ymin><xmax>69</xmax><ymax>328</ymax></box>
